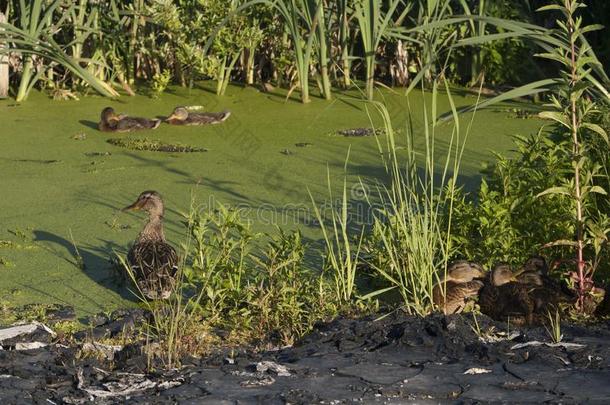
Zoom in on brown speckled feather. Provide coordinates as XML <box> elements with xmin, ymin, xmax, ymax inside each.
<box><xmin>127</xmin><ymin>241</ymin><xmax>178</xmax><ymax>300</ymax></box>
<box><xmin>433</xmin><ymin>280</ymin><xmax>484</xmax><ymax>314</ymax></box>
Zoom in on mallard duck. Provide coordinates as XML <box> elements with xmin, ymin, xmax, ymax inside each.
<box><xmin>433</xmin><ymin>261</ymin><xmax>485</xmax><ymax>315</ymax></box>
<box><xmin>479</xmin><ymin>263</ymin><xmax>535</xmax><ymax>325</ymax></box>
<box><xmin>516</xmin><ymin>256</ymin><xmax>576</xmax><ymax>314</ymax></box>
<box><xmin>122</xmin><ymin>191</ymin><xmax>178</xmax><ymax>300</ymax></box>
<box><xmin>165</xmin><ymin>106</ymin><xmax>231</xmax><ymax>126</ymax></box>
<box><xmin>99</xmin><ymin>107</ymin><xmax>161</xmax><ymax>132</ymax></box>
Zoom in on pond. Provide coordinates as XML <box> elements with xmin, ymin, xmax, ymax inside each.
<box><xmin>0</xmin><ymin>82</ymin><xmax>543</xmax><ymax>316</ymax></box>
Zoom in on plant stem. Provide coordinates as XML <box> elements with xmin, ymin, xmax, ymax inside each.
<box><xmin>567</xmin><ymin>0</ymin><xmax>585</xmax><ymax>309</ymax></box>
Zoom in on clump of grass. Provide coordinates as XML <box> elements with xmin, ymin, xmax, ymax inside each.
<box><xmin>310</xmin><ymin>155</ymin><xmax>364</xmax><ymax>308</ymax></box>
<box><xmin>544</xmin><ymin>309</ymin><xmax>563</xmax><ymax>344</ymax></box>
<box><xmin>107</xmin><ymin>138</ymin><xmax>208</xmax><ymax>153</ymax></box>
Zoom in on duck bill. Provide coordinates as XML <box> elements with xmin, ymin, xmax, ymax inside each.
<box><xmin>122</xmin><ymin>200</ymin><xmax>143</xmax><ymax>211</ymax></box>
<box><xmin>165</xmin><ymin>113</ymin><xmax>178</xmax><ymax>122</ymax></box>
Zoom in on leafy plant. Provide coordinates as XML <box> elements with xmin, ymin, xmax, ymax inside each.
<box><xmin>150</xmin><ymin>69</ymin><xmax>171</xmax><ymax>98</ymax></box>
<box><xmin>534</xmin><ymin>0</ymin><xmax>609</xmax><ymax>310</ymax></box>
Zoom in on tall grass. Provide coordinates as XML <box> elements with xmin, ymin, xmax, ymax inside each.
<box><xmin>310</xmin><ymin>153</ymin><xmax>364</xmax><ymax>306</ymax></box>
<box><xmin>0</xmin><ymin>0</ymin><xmax>118</xmax><ymax>101</ymax></box>
<box><xmin>353</xmin><ymin>0</ymin><xmax>410</xmax><ymax>100</ymax></box>
<box><xmin>360</xmin><ymin>80</ymin><xmax>473</xmax><ymax>315</ymax></box>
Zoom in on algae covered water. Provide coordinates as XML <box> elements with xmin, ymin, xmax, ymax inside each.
<box><xmin>0</xmin><ymin>83</ymin><xmax>542</xmax><ymax>316</ymax></box>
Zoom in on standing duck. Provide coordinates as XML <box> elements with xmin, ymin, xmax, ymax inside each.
<box><xmin>479</xmin><ymin>263</ymin><xmax>535</xmax><ymax>325</ymax></box>
<box><xmin>122</xmin><ymin>191</ymin><xmax>178</xmax><ymax>300</ymax></box>
<box><xmin>99</xmin><ymin>107</ymin><xmax>161</xmax><ymax>132</ymax></box>
<box><xmin>165</xmin><ymin>106</ymin><xmax>231</xmax><ymax>126</ymax></box>
<box><xmin>433</xmin><ymin>261</ymin><xmax>485</xmax><ymax>315</ymax></box>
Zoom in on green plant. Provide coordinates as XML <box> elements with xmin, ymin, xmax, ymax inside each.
<box><xmin>544</xmin><ymin>309</ymin><xmax>563</xmax><ymax>343</ymax></box>
<box><xmin>534</xmin><ymin>0</ymin><xmax>609</xmax><ymax>310</ymax></box>
<box><xmin>310</xmin><ymin>157</ymin><xmax>364</xmax><ymax>307</ymax></box>
<box><xmin>451</xmin><ymin>130</ymin><xmax>574</xmax><ymax>268</ymax></box>
<box><xmin>353</xmin><ymin>0</ymin><xmax>410</xmax><ymax>100</ymax></box>
<box><xmin>151</xmin><ymin>69</ymin><xmax>171</xmax><ymax>98</ymax></box>
<box><xmin>356</xmin><ymin>78</ymin><xmax>474</xmax><ymax>315</ymax></box>
<box><xmin>0</xmin><ymin>0</ymin><xmax>118</xmax><ymax>101</ymax></box>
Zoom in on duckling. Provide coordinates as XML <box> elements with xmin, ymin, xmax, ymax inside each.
<box><xmin>516</xmin><ymin>256</ymin><xmax>576</xmax><ymax>313</ymax></box>
<box><xmin>433</xmin><ymin>261</ymin><xmax>485</xmax><ymax>315</ymax></box>
<box><xmin>165</xmin><ymin>106</ymin><xmax>231</xmax><ymax>126</ymax></box>
<box><xmin>123</xmin><ymin>191</ymin><xmax>178</xmax><ymax>300</ymax></box>
<box><xmin>99</xmin><ymin>107</ymin><xmax>161</xmax><ymax>132</ymax></box>
<box><xmin>479</xmin><ymin>263</ymin><xmax>534</xmax><ymax>325</ymax></box>
<box><xmin>516</xmin><ymin>255</ymin><xmax>548</xmax><ymax>286</ymax></box>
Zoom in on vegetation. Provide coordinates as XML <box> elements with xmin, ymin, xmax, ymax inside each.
<box><xmin>2</xmin><ymin>1</ymin><xmax>608</xmax><ymax>102</ymax></box>
<box><xmin>0</xmin><ymin>0</ymin><xmax>609</xmax><ymax>369</ymax></box>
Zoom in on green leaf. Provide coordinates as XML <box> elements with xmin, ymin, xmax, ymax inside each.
<box><xmin>582</xmin><ymin>122</ymin><xmax>609</xmax><ymax>145</ymax></box>
<box><xmin>538</xmin><ymin>111</ymin><xmax>570</xmax><ymax>128</ymax></box>
<box><xmin>589</xmin><ymin>186</ymin><xmax>607</xmax><ymax>195</ymax></box>
<box><xmin>537</xmin><ymin>186</ymin><xmax>572</xmax><ymax>198</ymax></box>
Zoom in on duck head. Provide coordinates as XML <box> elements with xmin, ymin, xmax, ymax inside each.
<box><xmin>166</xmin><ymin>107</ymin><xmax>189</xmax><ymax>122</ymax></box>
<box><xmin>521</xmin><ymin>255</ymin><xmax>548</xmax><ymax>275</ymax></box>
<box><xmin>123</xmin><ymin>190</ymin><xmax>164</xmax><ymax>218</ymax></box>
<box><xmin>446</xmin><ymin>261</ymin><xmax>485</xmax><ymax>282</ymax></box>
<box><xmin>491</xmin><ymin>263</ymin><xmax>517</xmax><ymax>286</ymax></box>
<box><xmin>101</xmin><ymin>107</ymin><xmax>119</xmax><ymax>123</ymax></box>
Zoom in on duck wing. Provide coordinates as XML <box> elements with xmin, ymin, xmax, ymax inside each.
<box><xmin>479</xmin><ymin>282</ymin><xmax>534</xmax><ymax>324</ymax></box>
<box><xmin>186</xmin><ymin>111</ymin><xmax>231</xmax><ymax>125</ymax></box>
<box><xmin>127</xmin><ymin>241</ymin><xmax>178</xmax><ymax>300</ymax></box>
<box><xmin>115</xmin><ymin>117</ymin><xmax>161</xmax><ymax>132</ymax></box>
<box><xmin>434</xmin><ymin>280</ymin><xmax>484</xmax><ymax>314</ymax></box>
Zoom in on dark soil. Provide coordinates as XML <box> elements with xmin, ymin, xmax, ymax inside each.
<box><xmin>2</xmin><ymin>311</ymin><xmax>610</xmax><ymax>404</ymax></box>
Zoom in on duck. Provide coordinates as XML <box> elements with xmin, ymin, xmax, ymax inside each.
<box><xmin>433</xmin><ymin>261</ymin><xmax>485</xmax><ymax>314</ymax></box>
<box><xmin>99</xmin><ymin>107</ymin><xmax>161</xmax><ymax>132</ymax></box>
<box><xmin>516</xmin><ymin>256</ymin><xmax>577</xmax><ymax>314</ymax></box>
<box><xmin>122</xmin><ymin>191</ymin><xmax>178</xmax><ymax>300</ymax></box>
<box><xmin>165</xmin><ymin>106</ymin><xmax>231</xmax><ymax>126</ymax></box>
<box><xmin>478</xmin><ymin>263</ymin><xmax>535</xmax><ymax>325</ymax></box>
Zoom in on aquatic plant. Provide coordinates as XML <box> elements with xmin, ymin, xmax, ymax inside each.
<box><xmin>106</xmin><ymin>138</ymin><xmax>207</xmax><ymax>153</ymax></box>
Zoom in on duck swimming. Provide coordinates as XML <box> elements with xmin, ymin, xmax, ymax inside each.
<box><xmin>99</xmin><ymin>107</ymin><xmax>161</xmax><ymax>132</ymax></box>
<box><xmin>123</xmin><ymin>191</ymin><xmax>178</xmax><ymax>300</ymax></box>
<box><xmin>165</xmin><ymin>106</ymin><xmax>231</xmax><ymax>126</ymax></box>
<box><xmin>433</xmin><ymin>261</ymin><xmax>485</xmax><ymax>315</ymax></box>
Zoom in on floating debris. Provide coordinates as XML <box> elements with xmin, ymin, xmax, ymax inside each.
<box><xmin>14</xmin><ymin>159</ymin><xmax>62</xmax><ymax>164</ymax></box>
<box><xmin>295</xmin><ymin>142</ymin><xmax>313</xmax><ymax>147</ymax></box>
<box><xmin>72</xmin><ymin>133</ymin><xmax>87</xmax><ymax>140</ymax></box>
<box><xmin>332</xmin><ymin>128</ymin><xmax>384</xmax><ymax>137</ymax></box>
<box><xmin>107</xmin><ymin>138</ymin><xmax>207</xmax><ymax>153</ymax></box>
<box><xmin>280</xmin><ymin>149</ymin><xmax>293</xmax><ymax>155</ymax></box>
<box><xmin>85</xmin><ymin>151</ymin><xmax>112</xmax><ymax>157</ymax></box>
<box><xmin>0</xmin><ymin>240</ymin><xmax>37</xmax><ymax>250</ymax></box>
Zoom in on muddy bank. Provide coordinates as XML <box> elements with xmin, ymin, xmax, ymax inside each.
<box><xmin>2</xmin><ymin>312</ymin><xmax>610</xmax><ymax>404</ymax></box>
